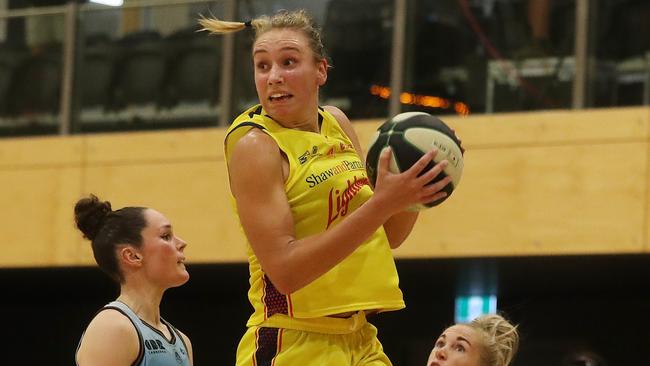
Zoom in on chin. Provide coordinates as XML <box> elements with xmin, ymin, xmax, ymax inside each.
<box><xmin>171</xmin><ymin>271</ymin><xmax>190</xmax><ymax>287</ymax></box>
<box><xmin>180</xmin><ymin>271</ymin><xmax>190</xmax><ymax>284</ymax></box>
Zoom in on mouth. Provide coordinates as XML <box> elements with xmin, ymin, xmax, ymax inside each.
<box><xmin>268</xmin><ymin>93</ymin><xmax>293</xmax><ymax>102</ymax></box>
<box><xmin>177</xmin><ymin>257</ymin><xmax>186</xmax><ymax>265</ymax></box>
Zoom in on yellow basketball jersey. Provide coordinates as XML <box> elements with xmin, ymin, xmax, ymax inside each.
<box><xmin>225</xmin><ymin>105</ymin><xmax>405</xmax><ymax>326</ymax></box>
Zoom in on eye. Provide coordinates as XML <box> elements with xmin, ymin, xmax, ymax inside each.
<box><xmin>434</xmin><ymin>340</ymin><xmax>444</xmax><ymax>348</ymax></box>
<box><xmin>161</xmin><ymin>233</ymin><xmax>172</xmax><ymax>241</ymax></box>
<box><xmin>256</xmin><ymin>62</ymin><xmax>269</xmax><ymax>70</ymax></box>
<box><xmin>283</xmin><ymin>58</ymin><xmax>296</xmax><ymax>66</ymax></box>
<box><xmin>454</xmin><ymin>344</ymin><xmax>465</xmax><ymax>352</ymax></box>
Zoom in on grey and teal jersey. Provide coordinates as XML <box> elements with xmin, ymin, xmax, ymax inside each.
<box><xmin>77</xmin><ymin>301</ymin><xmax>190</xmax><ymax>366</ymax></box>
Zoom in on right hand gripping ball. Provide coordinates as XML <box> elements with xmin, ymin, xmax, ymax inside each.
<box><xmin>365</xmin><ymin>112</ymin><xmax>464</xmax><ymax>210</ymax></box>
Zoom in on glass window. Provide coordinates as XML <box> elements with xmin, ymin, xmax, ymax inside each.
<box><xmin>75</xmin><ymin>1</ymin><xmax>225</xmax><ymax>133</ymax></box>
<box><xmin>593</xmin><ymin>0</ymin><xmax>650</xmax><ymax>107</ymax></box>
<box><xmin>403</xmin><ymin>0</ymin><xmax>577</xmax><ymax>116</ymax></box>
<box><xmin>1</xmin><ymin>10</ymin><xmax>65</xmax><ymax>137</ymax></box>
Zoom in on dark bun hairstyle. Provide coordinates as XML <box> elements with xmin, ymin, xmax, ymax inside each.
<box><xmin>74</xmin><ymin>194</ymin><xmax>112</xmax><ymax>240</ymax></box>
<box><xmin>74</xmin><ymin>194</ymin><xmax>147</xmax><ymax>283</ymax></box>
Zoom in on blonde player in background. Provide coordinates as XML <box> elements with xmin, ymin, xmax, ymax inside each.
<box><xmin>200</xmin><ymin>8</ymin><xmax>458</xmax><ymax>366</ymax></box>
<box><xmin>427</xmin><ymin>314</ymin><xmax>519</xmax><ymax>366</ymax></box>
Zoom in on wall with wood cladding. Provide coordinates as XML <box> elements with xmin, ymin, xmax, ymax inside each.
<box><xmin>1</xmin><ymin>107</ymin><xmax>647</xmax><ymax>266</ymax></box>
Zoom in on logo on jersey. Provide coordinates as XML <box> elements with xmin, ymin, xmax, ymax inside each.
<box><xmin>339</xmin><ymin>142</ymin><xmax>354</xmax><ymax>152</ymax></box>
<box><xmin>145</xmin><ymin>339</ymin><xmax>167</xmax><ymax>354</ymax></box>
<box><xmin>326</xmin><ymin>176</ymin><xmax>370</xmax><ymax>228</ymax></box>
<box><xmin>306</xmin><ymin>160</ymin><xmax>365</xmax><ymax>188</ymax></box>
<box><xmin>299</xmin><ymin>143</ymin><xmax>355</xmax><ymax>165</ymax></box>
<box><xmin>298</xmin><ymin>146</ymin><xmax>320</xmax><ymax>165</ymax></box>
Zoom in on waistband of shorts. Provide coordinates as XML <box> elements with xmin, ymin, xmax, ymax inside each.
<box><xmin>257</xmin><ymin>311</ymin><xmax>368</xmax><ymax>335</ymax></box>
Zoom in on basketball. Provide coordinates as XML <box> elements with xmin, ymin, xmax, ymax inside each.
<box><xmin>365</xmin><ymin>112</ymin><xmax>464</xmax><ymax>209</ymax></box>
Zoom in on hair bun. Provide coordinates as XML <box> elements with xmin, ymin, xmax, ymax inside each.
<box><xmin>74</xmin><ymin>194</ymin><xmax>112</xmax><ymax>240</ymax></box>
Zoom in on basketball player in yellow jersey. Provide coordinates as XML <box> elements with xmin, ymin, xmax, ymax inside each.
<box><xmin>200</xmin><ymin>9</ymin><xmax>455</xmax><ymax>366</ymax></box>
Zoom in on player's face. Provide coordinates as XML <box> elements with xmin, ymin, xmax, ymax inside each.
<box><xmin>252</xmin><ymin>28</ymin><xmax>327</xmax><ymax>128</ymax></box>
<box><xmin>138</xmin><ymin>209</ymin><xmax>189</xmax><ymax>288</ymax></box>
<box><xmin>427</xmin><ymin>325</ymin><xmax>483</xmax><ymax>366</ymax></box>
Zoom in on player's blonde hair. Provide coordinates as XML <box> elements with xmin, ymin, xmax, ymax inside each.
<box><xmin>198</xmin><ymin>9</ymin><xmax>328</xmax><ymax>62</ymax></box>
<box><xmin>468</xmin><ymin>314</ymin><xmax>519</xmax><ymax>366</ymax></box>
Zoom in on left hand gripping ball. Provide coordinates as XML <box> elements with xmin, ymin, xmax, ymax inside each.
<box><xmin>365</xmin><ymin>112</ymin><xmax>464</xmax><ymax>209</ymax></box>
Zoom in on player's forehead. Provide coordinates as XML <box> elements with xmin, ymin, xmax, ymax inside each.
<box><xmin>438</xmin><ymin>325</ymin><xmax>481</xmax><ymax>348</ymax></box>
<box><xmin>253</xmin><ymin>28</ymin><xmax>311</xmax><ymax>54</ymax></box>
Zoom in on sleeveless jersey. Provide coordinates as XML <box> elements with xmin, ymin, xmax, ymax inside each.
<box><xmin>225</xmin><ymin>105</ymin><xmax>405</xmax><ymax>327</ymax></box>
<box><xmin>76</xmin><ymin>301</ymin><xmax>190</xmax><ymax>366</ymax></box>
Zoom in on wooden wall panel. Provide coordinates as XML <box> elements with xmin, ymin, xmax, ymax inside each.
<box><xmin>84</xmin><ymin>129</ymin><xmax>225</xmax><ymax>163</ymax></box>
<box><xmin>0</xmin><ymin>136</ymin><xmax>84</xmax><ymax>266</ymax></box>
<box><xmin>0</xmin><ymin>108</ymin><xmax>648</xmax><ymax>266</ymax></box>
<box><xmin>394</xmin><ymin>142</ymin><xmax>647</xmax><ymax>258</ymax></box>
<box><xmin>642</xmin><ymin>108</ymin><xmax>650</xmax><ymax>253</ymax></box>
<box><xmin>82</xmin><ymin>161</ymin><xmax>246</xmax><ymax>264</ymax></box>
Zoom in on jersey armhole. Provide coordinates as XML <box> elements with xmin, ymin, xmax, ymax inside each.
<box><xmin>101</xmin><ymin>306</ymin><xmax>145</xmax><ymax>366</ymax></box>
<box><xmin>224</xmin><ymin>121</ymin><xmax>267</xmax><ymax>164</ymax></box>
<box><xmin>225</xmin><ymin>121</ymin><xmax>295</xmax><ymax>187</ymax></box>
<box><xmin>320</xmin><ymin>106</ymin><xmax>353</xmax><ymax>145</ymax></box>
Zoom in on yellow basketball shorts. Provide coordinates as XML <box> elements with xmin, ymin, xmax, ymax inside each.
<box><xmin>236</xmin><ymin>311</ymin><xmax>393</xmax><ymax>366</ymax></box>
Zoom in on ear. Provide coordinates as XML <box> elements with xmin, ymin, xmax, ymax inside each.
<box><xmin>120</xmin><ymin>246</ymin><xmax>143</xmax><ymax>267</ymax></box>
<box><xmin>316</xmin><ymin>58</ymin><xmax>328</xmax><ymax>86</ymax></box>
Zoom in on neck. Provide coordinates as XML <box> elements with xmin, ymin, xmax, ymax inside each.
<box><xmin>117</xmin><ymin>283</ymin><xmax>164</xmax><ymax>326</ymax></box>
<box><xmin>266</xmin><ymin>100</ymin><xmax>320</xmax><ymax>133</ymax></box>
<box><xmin>291</xmin><ymin>114</ymin><xmax>320</xmax><ymax>133</ymax></box>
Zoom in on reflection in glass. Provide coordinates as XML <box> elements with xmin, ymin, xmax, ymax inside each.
<box><xmin>76</xmin><ymin>2</ymin><xmax>225</xmax><ymax>132</ymax></box>
<box><xmin>596</xmin><ymin>0</ymin><xmax>650</xmax><ymax>107</ymax></box>
<box><xmin>1</xmin><ymin>12</ymin><xmax>64</xmax><ymax>137</ymax></box>
<box><xmin>403</xmin><ymin>0</ymin><xmax>580</xmax><ymax>116</ymax></box>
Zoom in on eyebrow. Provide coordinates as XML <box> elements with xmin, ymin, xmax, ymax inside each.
<box><xmin>253</xmin><ymin>45</ymin><xmax>302</xmax><ymax>56</ymax></box>
<box><xmin>439</xmin><ymin>334</ymin><xmax>472</xmax><ymax>347</ymax></box>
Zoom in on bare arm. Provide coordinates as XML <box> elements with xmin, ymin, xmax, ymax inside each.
<box><xmin>229</xmin><ymin>123</ymin><xmax>450</xmax><ymax>294</ymax></box>
<box><xmin>325</xmin><ymin>105</ymin><xmax>421</xmax><ymax>249</ymax></box>
<box><xmin>76</xmin><ymin>310</ymin><xmax>140</xmax><ymax>366</ymax></box>
<box><xmin>382</xmin><ymin>211</ymin><xmax>419</xmax><ymax>249</ymax></box>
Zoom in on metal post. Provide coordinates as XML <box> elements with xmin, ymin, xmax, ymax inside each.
<box><xmin>486</xmin><ymin>62</ymin><xmax>495</xmax><ymax>114</ymax></box>
<box><xmin>572</xmin><ymin>0</ymin><xmax>589</xmax><ymax>109</ymax></box>
<box><xmin>388</xmin><ymin>0</ymin><xmax>406</xmax><ymax>117</ymax></box>
<box><xmin>644</xmin><ymin>52</ymin><xmax>650</xmax><ymax>106</ymax></box>
<box><xmin>218</xmin><ymin>0</ymin><xmax>236</xmax><ymax>127</ymax></box>
<box><xmin>59</xmin><ymin>1</ymin><xmax>79</xmax><ymax>135</ymax></box>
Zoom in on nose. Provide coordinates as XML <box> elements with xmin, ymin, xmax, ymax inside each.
<box><xmin>435</xmin><ymin>347</ymin><xmax>447</xmax><ymax>360</ymax></box>
<box><xmin>268</xmin><ymin>64</ymin><xmax>283</xmax><ymax>85</ymax></box>
<box><xmin>176</xmin><ymin>236</ymin><xmax>188</xmax><ymax>250</ymax></box>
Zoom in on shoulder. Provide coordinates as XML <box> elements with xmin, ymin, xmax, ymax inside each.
<box><xmin>232</xmin><ymin>104</ymin><xmax>264</xmax><ymax>125</ymax></box>
<box><xmin>86</xmin><ymin>308</ymin><xmax>139</xmax><ymax>338</ymax></box>
<box><xmin>231</xmin><ymin>127</ymin><xmax>279</xmax><ymax>158</ymax></box>
<box><xmin>322</xmin><ymin>105</ymin><xmax>363</xmax><ymax>155</ymax></box>
<box><xmin>228</xmin><ymin>126</ymin><xmax>285</xmax><ymax>192</ymax></box>
<box><xmin>177</xmin><ymin>329</ymin><xmax>194</xmax><ymax>356</ymax></box>
<box><xmin>176</xmin><ymin>328</ymin><xmax>192</xmax><ymax>345</ymax></box>
<box><xmin>323</xmin><ymin>105</ymin><xmax>351</xmax><ymax>127</ymax></box>
<box><xmin>323</xmin><ymin>105</ymin><xmax>354</xmax><ymax>135</ymax></box>
<box><xmin>76</xmin><ymin>309</ymin><xmax>140</xmax><ymax>366</ymax></box>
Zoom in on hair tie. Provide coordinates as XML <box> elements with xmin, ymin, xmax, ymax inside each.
<box><xmin>244</xmin><ymin>20</ymin><xmax>252</xmax><ymax>28</ymax></box>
